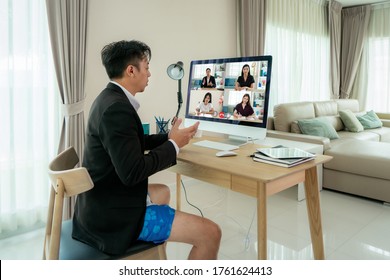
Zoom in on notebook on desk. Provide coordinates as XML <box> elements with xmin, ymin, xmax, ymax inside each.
<box><xmin>253</xmin><ymin>152</ymin><xmax>315</xmax><ymax>167</ymax></box>
<box><xmin>253</xmin><ymin>147</ymin><xmax>315</xmax><ymax>168</ymax></box>
<box><xmin>256</xmin><ymin>147</ymin><xmax>315</xmax><ymax>159</ymax></box>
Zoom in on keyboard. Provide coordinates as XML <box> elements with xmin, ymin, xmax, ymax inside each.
<box><xmin>193</xmin><ymin>140</ymin><xmax>239</xmax><ymax>151</ymax></box>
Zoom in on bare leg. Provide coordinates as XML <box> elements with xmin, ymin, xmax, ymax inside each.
<box><xmin>168</xmin><ymin>211</ymin><xmax>221</xmax><ymax>260</ymax></box>
<box><xmin>148</xmin><ymin>183</ymin><xmax>170</xmax><ymax>205</ymax></box>
<box><xmin>148</xmin><ymin>183</ymin><xmax>221</xmax><ymax>259</ymax></box>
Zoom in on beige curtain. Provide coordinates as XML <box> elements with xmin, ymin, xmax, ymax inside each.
<box><xmin>237</xmin><ymin>0</ymin><xmax>266</xmax><ymax>56</ymax></box>
<box><xmin>340</xmin><ymin>5</ymin><xmax>371</xmax><ymax>99</ymax></box>
<box><xmin>329</xmin><ymin>0</ymin><xmax>342</xmax><ymax>99</ymax></box>
<box><xmin>46</xmin><ymin>0</ymin><xmax>88</xmax><ymax>218</ymax></box>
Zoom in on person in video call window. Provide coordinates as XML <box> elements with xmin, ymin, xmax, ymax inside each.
<box><xmin>196</xmin><ymin>92</ymin><xmax>214</xmax><ymax>115</ymax></box>
<box><xmin>72</xmin><ymin>39</ymin><xmax>221</xmax><ymax>260</ymax></box>
<box><xmin>201</xmin><ymin>68</ymin><xmax>216</xmax><ymax>88</ymax></box>
<box><xmin>233</xmin><ymin>93</ymin><xmax>255</xmax><ymax>118</ymax></box>
<box><xmin>235</xmin><ymin>64</ymin><xmax>255</xmax><ymax>91</ymax></box>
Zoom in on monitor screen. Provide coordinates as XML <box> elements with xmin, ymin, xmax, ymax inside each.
<box><xmin>184</xmin><ymin>55</ymin><xmax>272</xmax><ymax>143</ymax></box>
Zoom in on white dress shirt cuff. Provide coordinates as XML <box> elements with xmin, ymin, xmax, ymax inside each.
<box><xmin>168</xmin><ymin>139</ymin><xmax>179</xmax><ymax>155</ymax></box>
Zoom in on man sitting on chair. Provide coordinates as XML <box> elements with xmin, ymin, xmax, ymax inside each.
<box><xmin>72</xmin><ymin>40</ymin><xmax>221</xmax><ymax>259</ymax></box>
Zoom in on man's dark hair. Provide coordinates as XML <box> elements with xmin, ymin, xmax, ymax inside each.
<box><xmin>101</xmin><ymin>40</ymin><xmax>151</xmax><ymax>79</ymax></box>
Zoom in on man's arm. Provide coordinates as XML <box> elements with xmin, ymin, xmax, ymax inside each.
<box><xmin>99</xmin><ymin>102</ymin><xmax>176</xmax><ymax>187</ymax></box>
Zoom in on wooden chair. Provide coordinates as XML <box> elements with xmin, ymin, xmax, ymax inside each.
<box><xmin>43</xmin><ymin>146</ymin><xmax>167</xmax><ymax>260</ymax></box>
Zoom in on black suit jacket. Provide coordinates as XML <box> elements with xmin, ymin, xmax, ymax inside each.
<box><xmin>72</xmin><ymin>83</ymin><xmax>177</xmax><ymax>255</ymax></box>
<box><xmin>201</xmin><ymin>75</ymin><xmax>216</xmax><ymax>88</ymax></box>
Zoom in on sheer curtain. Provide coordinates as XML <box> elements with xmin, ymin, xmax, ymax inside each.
<box><xmin>264</xmin><ymin>0</ymin><xmax>330</xmax><ymax>114</ymax></box>
<box><xmin>352</xmin><ymin>2</ymin><xmax>390</xmax><ymax>112</ymax></box>
<box><xmin>0</xmin><ymin>0</ymin><xmax>60</xmax><ymax>237</ymax></box>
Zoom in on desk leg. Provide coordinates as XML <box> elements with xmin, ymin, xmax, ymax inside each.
<box><xmin>257</xmin><ymin>183</ymin><xmax>267</xmax><ymax>260</ymax></box>
<box><xmin>176</xmin><ymin>173</ymin><xmax>181</xmax><ymax>211</ymax></box>
<box><xmin>304</xmin><ymin>166</ymin><xmax>325</xmax><ymax>260</ymax></box>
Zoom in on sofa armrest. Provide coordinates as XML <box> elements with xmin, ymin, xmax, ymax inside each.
<box><xmin>381</xmin><ymin>119</ymin><xmax>390</xmax><ymax>128</ymax></box>
<box><xmin>374</xmin><ymin>112</ymin><xmax>390</xmax><ymax>127</ymax></box>
<box><xmin>266</xmin><ymin>130</ymin><xmax>330</xmax><ymax>151</ymax></box>
<box><xmin>376</xmin><ymin>112</ymin><xmax>390</xmax><ymax>120</ymax></box>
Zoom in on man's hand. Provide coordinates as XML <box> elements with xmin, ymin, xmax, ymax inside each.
<box><xmin>168</xmin><ymin>118</ymin><xmax>199</xmax><ymax>148</ymax></box>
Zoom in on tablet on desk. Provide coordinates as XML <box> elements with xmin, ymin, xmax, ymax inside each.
<box><xmin>257</xmin><ymin>147</ymin><xmax>314</xmax><ymax>159</ymax></box>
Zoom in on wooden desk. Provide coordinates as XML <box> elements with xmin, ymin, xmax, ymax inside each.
<box><xmin>168</xmin><ymin>137</ymin><xmax>332</xmax><ymax>260</ymax></box>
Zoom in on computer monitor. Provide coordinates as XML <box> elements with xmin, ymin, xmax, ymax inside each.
<box><xmin>184</xmin><ymin>55</ymin><xmax>272</xmax><ymax>145</ymax></box>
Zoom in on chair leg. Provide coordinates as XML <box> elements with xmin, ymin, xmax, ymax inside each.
<box><xmin>48</xmin><ymin>179</ymin><xmax>65</xmax><ymax>260</ymax></box>
<box><xmin>157</xmin><ymin>243</ymin><xmax>168</xmax><ymax>260</ymax></box>
<box><xmin>43</xmin><ymin>186</ymin><xmax>55</xmax><ymax>260</ymax></box>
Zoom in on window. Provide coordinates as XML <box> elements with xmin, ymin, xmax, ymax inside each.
<box><xmin>0</xmin><ymin>0</ymin><xmax>61</xmax><ymax>237</ymax></box>
<box><xmin>264</xmin><ymin>0</ymin><xmax>330</xmax><ymax>113</ymax></box>
<box><xmin>355</xmin><ymin>4</ymin><xmax>390</xmax><ymax>112</ymax></box>
<box><xmin>193</xmin><ymin>64</ymin><xmax>214</xmax><ymax>79</ymax></box>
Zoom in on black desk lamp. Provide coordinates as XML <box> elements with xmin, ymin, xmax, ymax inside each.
<box><xmin>167</xmin><ymin>61</ymin><xmax>184</xmax><ymax>124</ymax></box>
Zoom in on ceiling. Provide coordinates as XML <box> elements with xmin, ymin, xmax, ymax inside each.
<box><xmin>338</xmin><ymin>0</ymin><xmax>386</xmax><ymax>7</ymax></box>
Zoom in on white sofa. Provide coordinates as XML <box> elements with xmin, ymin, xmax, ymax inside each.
<box><xmin>266</xmin><ymin>99</ymin><xmax>390</xmax><ymax>203</ymax></box>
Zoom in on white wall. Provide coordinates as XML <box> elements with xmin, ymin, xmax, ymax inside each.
<box><xmin>85</xmin><ymin>0</ymin><xmax>237</xmax><ymax>133</ymax></box>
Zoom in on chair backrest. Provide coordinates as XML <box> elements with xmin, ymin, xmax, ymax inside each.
<box><xmin>43</xmin><ymin>146</ymin><xmax>93</xmax><ymax>260</ymax></box>
<box><xmin>48</xmin><ymin>147</ymin><xmax>94</xmax><ymax>197</ymax></box>
<box><xmin>43</xmin><ymin>146</ymin><xmax>167</xmax><ymax>260</ymax></box>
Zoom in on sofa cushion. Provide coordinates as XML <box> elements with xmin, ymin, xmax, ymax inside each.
<box><xmin>337</xmin><ymin>130</ymin><xmax>380</xmax><ymax>141</ymax></box>
<box><xmin>357</xmin><ymin>110</ymin><xmax>383</xmax><ymax>129</ymax></box>
<box><xmin>324</xmin><ymin>116</ymin><xmax>344</xmax><ymax>131</ymax></box>
<box><xmin>292</xmin><ymin>116</ymin><xmax>343</xmax><ymax>134</ymax></box>
<box><xmin>365</xmin><ymin>127</ymin><xmax>390</xmax><ymax>143</ymax></box>
<box><xmin>291</xmin><ymin>121</ymin><xmax>301</xmax><ymax>134</ymax></box>
<box><xmin>313</xmin><ymin>101</ymin><xmax>338</xmax><ymax>117</ymax></box>
<box><xmin>273</xmin><ymin>102</ymin><xmax>315</xmax><ymax>132</ymax></box>
<box><xmin>324</xmin><ymin>139</ymin><xmax>390</xmax><ymax>180</ymax></box>
<box><xmin>297</xmin><ymin>117</ymin><xmax>339</xmax><ymax>140</ymax></box>
<box><xmin>339</xmin><ymin>109</ymin><xmax>364</xmax><ymax>132</ymax></box>
<box><xmin>336</xmin><ymin>99</ymin><xmax>360</xmax><ymax>112</ymax></box>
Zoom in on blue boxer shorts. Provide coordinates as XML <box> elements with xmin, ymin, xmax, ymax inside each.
<box><xmin>137</xmin><ymin>204</ymin><xmax>176</xmax><ymax>243</ymax></box>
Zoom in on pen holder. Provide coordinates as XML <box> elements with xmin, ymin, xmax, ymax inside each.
<box><xmin>142</xmin><ymin>123</ymin><xmax>150</xmax><ymax>135</ymax></box>
<box><xmin>156</xmin><ymin>120</ymin><xmax>169</xmax><ymax>134</ymax></box>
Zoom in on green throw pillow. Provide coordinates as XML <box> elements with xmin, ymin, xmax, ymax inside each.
<box><xmin>339</xmin><ymin>109</ymin><xmax>364</xmax><ymax>132</ymax></box>
<box><xmin>297</xmin><ymin>117</ymin><xmax>339</xmax><ymax>140</ymax></box>
<box><xmin>356</xmin><ymin>110</ymin><xmax>383</xmax><ymax>129</ymax></box>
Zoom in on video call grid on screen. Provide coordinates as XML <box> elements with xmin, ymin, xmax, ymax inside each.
<box><xmin>185</xmin><ymin>55</ymin><xmax>272</xmax><ymax>129</ymax></box>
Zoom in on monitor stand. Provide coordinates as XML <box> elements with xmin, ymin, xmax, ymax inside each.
<box><xmin>192</xmin><ymin>132</ymin><xmax>252</xmax><ymax>151</ymax></box>
<box><xmin>221</xmin><ymin>135</ymin><xmax>252</xmax><ymax>146</ymax></box>
<box><xmin>202</xmin><ymin>132</ymin><xmax>254</xmax><ymax>146</ymax></box>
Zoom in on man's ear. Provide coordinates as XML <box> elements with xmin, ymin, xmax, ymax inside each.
<box><xmin>126</xmin><ymin>64</ymin><xmax>135</xmax><ymax>77</ymax></box>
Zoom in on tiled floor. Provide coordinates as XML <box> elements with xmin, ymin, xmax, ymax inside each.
<box><xmin>1</xmin><ymin>178</ymin><xmax>390</xmax><ymax>260</ymax></box>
